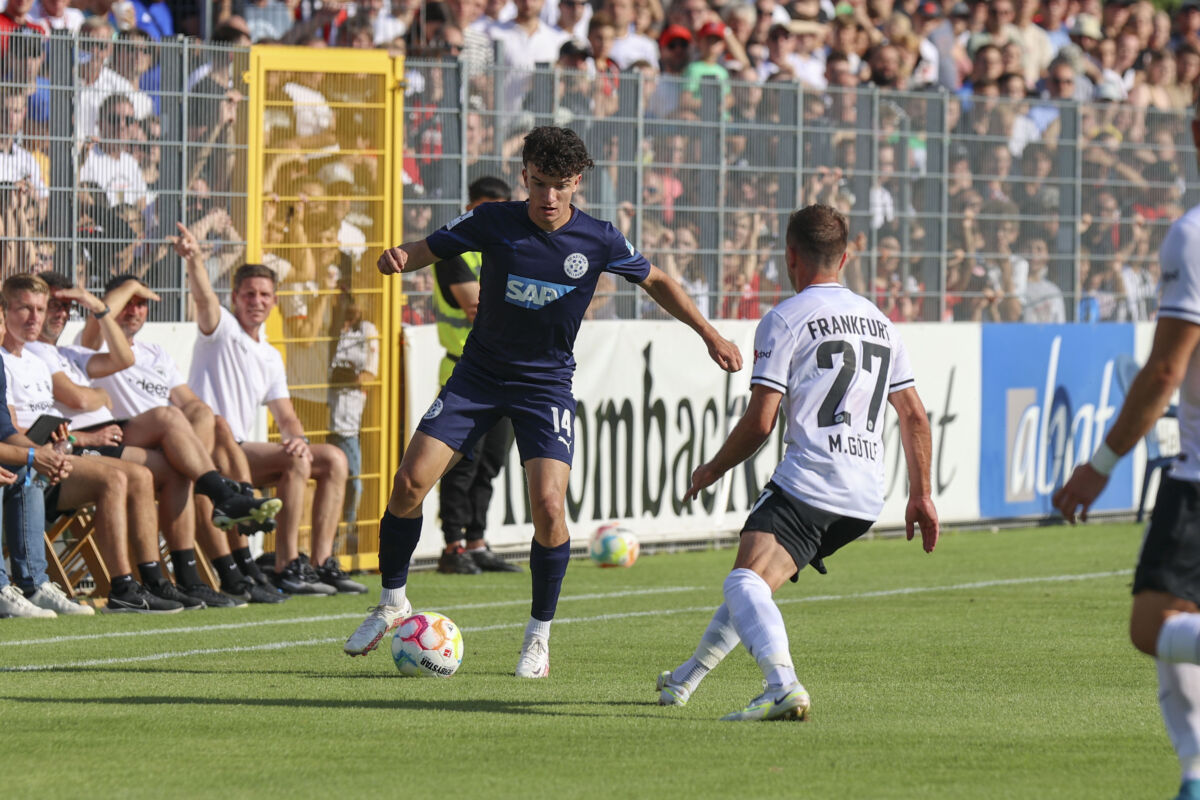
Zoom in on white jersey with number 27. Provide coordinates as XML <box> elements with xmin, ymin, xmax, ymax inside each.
<box><xmin>752</xmin><ymin>283</ymin><xmax>915</xmax><ymax>520</ymax></box>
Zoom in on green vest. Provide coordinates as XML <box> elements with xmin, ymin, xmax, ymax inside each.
<box><xmin>432</xmin><ymin>251</ymin><xmax>481</xmax><ymax>385</ymax></box>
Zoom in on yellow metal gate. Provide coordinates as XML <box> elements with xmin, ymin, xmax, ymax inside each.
<box><xmin>244</xmin><ymin>46</ymin><xmax>406</xmax><ymax>569</ymax></box>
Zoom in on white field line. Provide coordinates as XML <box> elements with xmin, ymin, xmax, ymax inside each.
<box><xmin>0</xmin><ymin>570</ymin><xmax>1128</xmax><ymax>673</ymax></box>
<box><xmin>0</xmin><ymin>586</ymin><xmax>706</xmax><ymax>649</ymax></box>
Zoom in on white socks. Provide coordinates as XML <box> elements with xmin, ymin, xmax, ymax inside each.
<box><xmin>672</xmin><ymin>602</ymin><xmax>740</xmax><ymax>686</ymax></box>
<box><xmin>525</xmin><ymin>617</ymin><xmax>552</xmax><ymax>641</ymax></box>
<box><xmin>380</xmin><ymin>586</ymin><xmax>407</xmax><ymax>608</ymax></box>
<box><xmin>1158</xmin><ymin>659</ymin><xmax>1200</xmax><ymax>781</ymax></box>
<box><xmin>723</xmin><ymin>568</ymin><xmax>798</xmax><ymax>690</ymax></box>
<box><xmin>1158</xmin><ymin>613</ymin><xmax>1200</xmax><ymax>664</ymax></box>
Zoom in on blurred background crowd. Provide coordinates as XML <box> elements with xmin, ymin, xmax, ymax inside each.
<box><xmin>3</xmin><ymin>0</ymin><xmax>1200</xmax><ymax>323</ymax></box>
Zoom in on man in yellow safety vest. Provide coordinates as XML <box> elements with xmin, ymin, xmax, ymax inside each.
<box><xmin>431</xmin><ymin>176</ymin><xmax>522</xmax><ymax>574</ymax></box>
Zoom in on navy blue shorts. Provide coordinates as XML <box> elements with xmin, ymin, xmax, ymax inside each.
<box><xmin>416</xmin><ymin>364</ymin><xmax>576</xmax><ymax>466</ymax></box>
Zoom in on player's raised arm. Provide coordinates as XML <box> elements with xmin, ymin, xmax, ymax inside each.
<box><xmin>686</xmin><ymin>384</ymin><xmax>782</xmax><ymax>500</ymax></box>
<box><xmin>377</xmin><ymin>240</ymin><xmax>438</xmax><ymax>275</ymax></box>
<box><xmin>889</xmin><ymin>386</ymin><xmax>939</xmax><ymax>552</ymax></box>
<box><xmin>1053</xmin><ymin>316</ymin><xmax>1200</xmax><ymax>524</ymax></box>
<box><xmin>172</xmin><ymin>222</ymin><xmax>221</xmax><ymax>336</ymax></box>
<box><xmin>638</xmin><ymin>265</ymin><xmax>743</xmax><ymax>373</ymax></box>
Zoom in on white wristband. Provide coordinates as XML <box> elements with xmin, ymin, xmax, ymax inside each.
<box><xmin>1089</xmin><ymin>442</ymin><xmax>1120</xmax><ymax>477</ymax></box>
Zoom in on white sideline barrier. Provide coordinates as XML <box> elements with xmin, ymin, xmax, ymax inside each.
<box><xmin>94</xmin><ymin>319</ymin><xmax>1157</xmax><ymax>560</ymax></box>
<box><xmin>403</xmin><ymin>321</ymin><xmax>986</xmax><ymax>557</ymax></box>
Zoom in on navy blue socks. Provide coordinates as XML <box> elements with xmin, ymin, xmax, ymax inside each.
<box><xmin>379</xmin><ymin>511</ymin><xmax>422</xmax><ymax>589</ymax></box>
<box><xmin>529</xmin><ymin>539</ymin><xmax>571</xmax><ymax>622</ymax></box>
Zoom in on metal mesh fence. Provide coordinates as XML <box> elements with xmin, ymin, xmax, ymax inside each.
<box><xmin>400</xmin><ymin>59</ymin><xmax>1199</xmax><ymax>323</ymax></box>
<box><xmin>0</xmin><ymin>30</ymin><xmax>249</xmax><ymax>319</ymax></box>
<box><xmin>251</xmin><ymin>50</ymin><xmax>395</xmax><ymax>558</ymax></box>
<box><xmin>4</xmin><ymin>36</ymin><xmax>1197</xmax><ymax>324</ymax></box>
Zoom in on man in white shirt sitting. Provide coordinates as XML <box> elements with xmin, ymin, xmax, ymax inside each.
<box><xmin>0</xmin><ymin>273</ymin><xmax>181</xmax><ymax>613</ymax></box>
<box><xmin>174</xmin><ymin>224</ymin><xmax>360</xmax><ymax>597</ymax></box>
<box><xmin>39</xmin><ymin>271</ymin><xmax>285</xmax><ymax>605</ymax></box>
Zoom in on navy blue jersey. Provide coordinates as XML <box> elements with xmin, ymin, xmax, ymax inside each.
<box><xmin>425</xmin><ymin>201</ymin><xmax>651</xmax><ymax>385</ymax></box>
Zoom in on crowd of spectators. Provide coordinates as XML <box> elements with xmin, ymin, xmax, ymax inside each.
<box><xmin>3</xmin><ymin>0</ymin><xmax>1200</xmax><ymax>326</ymax></box>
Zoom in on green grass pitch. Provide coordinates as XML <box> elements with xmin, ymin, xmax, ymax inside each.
<box><xmin>0</xmin><ymin>522</ymin><xmax>1178</xmax><ymax>799</ymax></box>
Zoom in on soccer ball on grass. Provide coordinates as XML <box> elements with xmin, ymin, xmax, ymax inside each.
<box><xmin>391</xmin><ymin>611</ymin><xmax>464</xmax><ymax>677</ymax></box>
<box><xmin>589</xmin><ymin>523</ymin><xmax>640</xmax><ymax>568</ymax></box>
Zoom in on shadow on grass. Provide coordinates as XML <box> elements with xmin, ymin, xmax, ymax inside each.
<box><xmin>6</xmin><ymin>665</ymin><xmax>562</xmax><ymax>679</ymax></box>
<box><xmin>0</xmin><ymin>694</ymin><xmax>659</xmax><ymax>717</ymax></box>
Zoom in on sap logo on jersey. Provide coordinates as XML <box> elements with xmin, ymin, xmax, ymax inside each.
<box><xmin>505</xmin><ymin>276</ymin><xmax>576</xmax><ymax>309</ymax></box>
<box><xmin>979</xmin><ymin>325</ymin><xmax>1133</xmax><ymax>517</ymax></box>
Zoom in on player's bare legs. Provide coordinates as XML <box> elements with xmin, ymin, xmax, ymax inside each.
<box><xmin>53</xmin><ymin>454</ymin><xmax>183</xmax><ymax>614</ymax></box>
<box><xmin>516</xmin><ymin>457</ymin><xmax>572</xmax><ymax>678</ymax></box>
<box><xmin>345</xmin><ymin>432</ymin><xmax>461</xmax><ymax>656</ymax></box>
<box><xmin>122</xmin><ymin>406</ymin><xmax>216</xmax><ymax>481</ymax></box>
<box><xmin>307</xmin><ymin>445</ymin><xmax>349</xmax><ymax>565</ymax></box>
<box><xmin>53</xmin><ymin>458</ymin><xmax>136</xmax><ymax>577</ymax></box>
<box><xmin>388</xmin><ymin>431</ymin><xmax>462</xmax><ymax>517</ymax></box>
<box><xmin>120</xmin><ymin>446</ymin><xmax>244</xmax><ymax>608</ymax></box>
<box><xmin>241</xmin><ymin>441</ymin><xmax>352</xmax><ymax>595</ymax></box>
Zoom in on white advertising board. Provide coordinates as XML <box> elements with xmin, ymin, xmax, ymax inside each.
<box><xmin>402</xmin><ymin>320</ymin><xmax>983</xmax><ymax>556</ymax></box>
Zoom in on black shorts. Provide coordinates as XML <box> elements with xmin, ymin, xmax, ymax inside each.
<box><xmin>742</xmin><ymin>481</ymin><xmax>874</xmax><ymax>582</ymax></box>
<box><xmin>1133</xmin><ymin>477</ymin><xmax>1200</xmax><ymax>604</ymax></box>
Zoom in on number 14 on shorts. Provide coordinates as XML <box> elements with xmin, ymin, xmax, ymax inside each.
<box><xmin>550</xmin><ymin>406</ymin><xmax>574</xmax><ymax>451</ymax></box>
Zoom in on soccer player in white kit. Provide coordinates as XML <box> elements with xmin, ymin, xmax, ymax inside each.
<box><xmin>659</xmin><ymin>204</ymin><xmax>940</xmax><ymax>721</ymax></box>
<box><xmin>1054</xmin><ymin>103</ymin><xmax>1200</xmax><ymax>800</ymax></box>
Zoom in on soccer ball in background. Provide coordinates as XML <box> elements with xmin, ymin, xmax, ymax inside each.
<box><xmin>589</xmin><ymin>523</ymin><xmax>640</xmax><ymax>568</ymax></box>
<box><xmin>391</xmin><ymin>611</ymin><xmax>464</xmax><ymax>677</ymax></box>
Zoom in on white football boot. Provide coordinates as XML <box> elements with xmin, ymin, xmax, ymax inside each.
<box><xmin>720</xmin><ymin>683</ymin><xmax>810</xmax><ymax>722</ymax></box>
<box><xmin>0</xmin><ymin>584</ymin><xmax>56</xmax><ymax>618</ymax></box>
<box><xmin>656</xmin><ymin>670</ymin><xmax>693</xmax><ymax>706</ymax></box>
<box><xmin>344</xmin><ymin>598</ymin><xmax>412</xmax><ymax>656</ymax></box>
<box><xmin>515</xmin><ymin>635</ymin><xmax>550</xmax><ymax>678</ymax></box>
<box><xmin>29</xmin><ymin>582</ymin><xmax>95</xmax><ymax>616</ymax></box>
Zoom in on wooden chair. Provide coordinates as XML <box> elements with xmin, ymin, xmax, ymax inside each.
<box><xmin>43</xmin><ymin>505</ymin><xmax>109</xmax><ymax>600</ymax></box>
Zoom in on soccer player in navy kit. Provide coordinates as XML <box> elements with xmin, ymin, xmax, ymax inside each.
<box><xmin>345</xmin><ymin>126</ymin><xmax>743</xmax><ymax>676</ymax></box>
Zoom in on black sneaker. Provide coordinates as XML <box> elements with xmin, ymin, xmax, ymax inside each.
<box><xmin>104</xmin><ymin>582</ymin><xmax>185</xmax><ymax>614</ymax></box>
<box><xmin>181</xmin><ymin>583</ymin><xmax>248</xmax><ymax>609</ymax></box>
<box><xmin>438</xmin><ymin>546</ymin><xmax>482</xmax><ymax>575</ymax></box>
<box><xmin>468</xmin><ymin>546</ymin><xmax>523</xmax><ymax>573</ymax></box>
<box><xmin>236</xmin><ymin>558</ymin><xmax>275</xmax><ymax>590</ymax></box>
<box><xmin>238</xmin><ymin>516</ymin><xmax>276</xmax><ymax>537</ymax></box>
<box><xmin>316</xmin><ymin>556</ymin><xmax>368</xmax><ymax>594</ymax></box>
<box><xmin>213</xmin><ymin>494</ymin><xmax>283</xmax><ymax>532</ymax></box>
<box><xmin>222</xmin><ymin>578</ymin><xmax>288</xmax><ymax>604</ymax></box>
<box><xmin>270</xmin><ymin>558</ymin><xmax>336</xmax><ymax>595</ymax></box>
<box><xmin>145</xmin><ymin>580</ymin><xmax>206</xmax><ymax>610</ymax></box>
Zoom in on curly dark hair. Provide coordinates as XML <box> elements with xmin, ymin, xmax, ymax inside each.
<box><xmin>521</xmin><ymin>126</ymin><xmax>594</xmax><ymax>178</ymax></box>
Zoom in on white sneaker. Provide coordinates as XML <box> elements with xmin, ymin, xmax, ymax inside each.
<box><xmin>720</xmin><ymin>682</ymin><xmax>810</xmax><ymax>722</ymax></box>
<box><xmin>29</xmin><ymin>582</ymin><xmax>95</xmax><ymax>616</ymax></box>
<box><xmin>344</xmin><ymin>598</ymin><xmax>412</xmax><ymax>656</ymax></box>
<box><xmin>0</xmin><ymin>584</ymin><xmax>56</xmax><ymax>618</ymax></box>
<box><xmin>515</xmin><ymin>635</ymin><xmax>550</xmax><ymax>678</ymax></box>
<box><xmin>656</xmin><ymin>670</ymin><xmax>693</xmax><ymax>706</ymax></box>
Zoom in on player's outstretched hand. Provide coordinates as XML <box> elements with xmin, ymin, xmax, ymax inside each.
<box><xmin>707</xmin><ymin>336</ymin><xmax>743</xmax><ymax>373</ymax></box>
<box><xmin>377</xmin><ymin>246</ymin><xmax>408</xmax><ymax>275</ymax></box>
<box><xmin>905</xmin><ymin>495</ymin><xmax>939</xmax><ymax>553</ymax></box>
<box><xmin>685</xmin><ymin>462</ymin><xmax>721</xmax><ymax>501</ymax></box>
<box><xmin>1052</xmin><ymin>464</ymin><xmax>1107</xmax><ymax>524</ymax></box>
